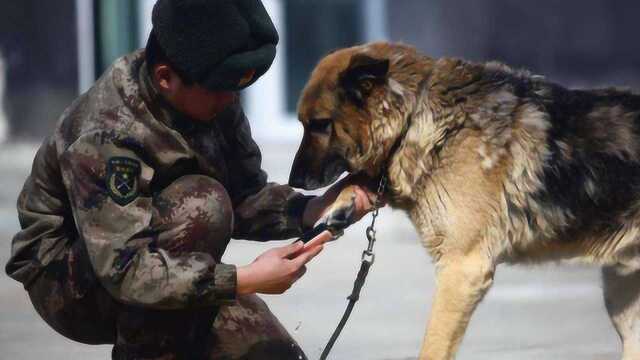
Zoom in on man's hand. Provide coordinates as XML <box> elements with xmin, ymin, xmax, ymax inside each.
<box><xmin>236</xmin><ymin>231</ymin><xmax>332</xmax><ymax>295</ymax></box>
<box><xmin>302</xmin><ymin>174</ymin><xmax>382</xmax><ymax>230</ymax></box>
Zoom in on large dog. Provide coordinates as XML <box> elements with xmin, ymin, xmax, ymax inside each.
<box><xmin>288</xmin><ymin>42</ymin><xmax>640</xmax><ymax>360</ymax></box>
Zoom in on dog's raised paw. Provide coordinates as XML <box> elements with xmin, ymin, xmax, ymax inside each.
<box><xmin>322</xmin><ymin>198</ymin><xmax>356</xmax><ymax>233</ymax></box>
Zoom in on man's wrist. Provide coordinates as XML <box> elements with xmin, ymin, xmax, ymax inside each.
<box><xmin>236</xmin><ymin>264</ymin><xmax>255</xmax><ymax>295</ymax></box>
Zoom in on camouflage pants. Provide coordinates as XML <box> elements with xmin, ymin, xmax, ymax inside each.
<box><xmin>27</xmin><ymin>175</ymin><xmax>307</xmax><ymax>360</ymax></box>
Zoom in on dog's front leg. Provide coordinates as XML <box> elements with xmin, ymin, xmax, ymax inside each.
<box><xmin>419</xmin><ymin>251</ymin><xmax>495</xmax><ymax>360</ymax></box>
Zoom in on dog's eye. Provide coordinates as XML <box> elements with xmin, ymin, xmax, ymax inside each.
<box><xmin>308</xmin><ymin>118</ymin><xmax>332</xmax><ymax>134</ymax></box>
<box><xmin>360</xmin><ymin>79</ymin><xmax>374</xmax><ymax>91</ymax></box>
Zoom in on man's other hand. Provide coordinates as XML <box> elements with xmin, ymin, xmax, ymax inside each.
<box><xmin>236</xmin><ymin>231</ymin><xmax>332</xmax><ymax>295</ymax></box>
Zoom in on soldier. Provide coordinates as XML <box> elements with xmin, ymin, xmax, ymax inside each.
<box><xmin>4</xmin><ymin>0</ymin><xmax>375</xmax><ymax>359</ymax></box>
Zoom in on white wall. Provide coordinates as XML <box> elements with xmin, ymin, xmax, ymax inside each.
<box><xmin>76</xmin><ymin>0</ymin><xmax>95</xmax><ymax>94</ymax></box>
<box><xmin>0</xmin><ymin>51</ymin><xmax>8</xmax><ymax>143</ymax></box>
<box><xmin>243</xmin><ymin>0</ymin><xmax>301</xmax><ymax>143</ymax></box>
<box><xmin>138</xmin><ymin>0</ymin><xmax>154</xmax><ymax>46</ymax></box>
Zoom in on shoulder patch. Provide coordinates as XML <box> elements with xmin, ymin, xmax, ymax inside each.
<box><xmin>106</xmin><ymin>157</ymin><xmax>141</xmax><ymax>206</ymax></box>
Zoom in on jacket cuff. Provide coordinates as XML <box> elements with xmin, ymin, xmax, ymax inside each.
<box><xmin>286</xmin><ymin>193</ymin><xmax>316</xmax><ymax>234</ymax></box>
<box><xmin>214</xmin><ymin>263</ymin><xmax>237</xmax><ymax>304</ymax></box>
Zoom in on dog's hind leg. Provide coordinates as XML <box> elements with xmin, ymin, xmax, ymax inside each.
<box><xmin>419</xmin><ymin>251</ymin><xmax>495</xmax><ymax>360</ymax></box>
<box><xmin>602</xmin><ymin>265</ymin><xmax>640</xmax><ymax>359</ymax></box>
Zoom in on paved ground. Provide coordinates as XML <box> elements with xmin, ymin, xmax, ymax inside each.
<box><xmin>0</xmin><ymin>140</ymin><xmax>622</xmax><ymax>359</ymax></box>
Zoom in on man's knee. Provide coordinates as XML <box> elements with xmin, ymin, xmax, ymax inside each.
<box><xmin>153</xmin><ymin>175</ymin><xmax>233</xmax><ymax>259</ymax></box>
<box><xmin>211</xmin><ymin>295</ymin><xmax>307</xmax><ymax>359</ymax></box>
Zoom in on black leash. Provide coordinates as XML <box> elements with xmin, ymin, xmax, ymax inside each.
<box><xmin>319</xmin><ymin>175</ymin><xmax>387</xmax><ymax>360</ymax></box>
<box><xmin>315</xmin><ymin>88</ymin><xmax>414</xmax><ymax>359</ymax></box>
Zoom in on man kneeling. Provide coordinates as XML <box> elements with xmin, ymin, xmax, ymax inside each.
<box><xmin>5</xmin><ymin>1</ymin><xmax>374</xmax><ymax>359</ymax></box>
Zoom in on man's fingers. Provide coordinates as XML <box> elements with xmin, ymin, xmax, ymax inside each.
<box><xmin>277</xmin><ymin>241</ymin><xmax>304</xmax><ymax>258</ymax></box>
<box><xmin>291</xmin><ymin>243</ymin><xmax>324</xmax><ymax>267</ymax></box>
<box><xmin>303</xmin><ymin>230</ymin><xmax>332</xmax><ymax>249</ymax></box>
<box><xmin>287</xmin><ymin>230</ymin><xmax>332</xmax><ymax>259</ymax></box>
<box><xmin>293</xmin><ymin>265</ymin><xmax>308</xmax><ymax>281</ymax></box>
<box><xmin>354</xmin><ymin>186</ymin><xmax>375</xmax><ymax>207</ymax></box>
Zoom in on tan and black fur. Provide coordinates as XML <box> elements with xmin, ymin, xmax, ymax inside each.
<box><xmin>289</xmin><ymin>42</ymin><xmax>640</xmax><ymax>360</ymax></box>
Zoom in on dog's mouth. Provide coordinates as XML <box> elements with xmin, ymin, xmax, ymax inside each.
<box><xmin>319</xmin><ymin>155</ymin><xmax>350</xmax><ymax>187</ymax></box>
<box><xmin>289</xmin><ymin>154</ymin><xmax>350</xmax><ymax>190</ymax></box>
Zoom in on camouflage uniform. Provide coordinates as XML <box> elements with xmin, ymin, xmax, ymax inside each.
<box><xmin>5</xmin><ymin>50</ymin><xmax>313</xmax><ymax>359</ymax></box>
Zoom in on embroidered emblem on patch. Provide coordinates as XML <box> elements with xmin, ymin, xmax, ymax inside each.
<box><xmin>238</xmin><ymin>69</ymin><xmax>256</xmax><ymax>87</ymax></box>
<box><xmin>106</xmin><ymin>157</ymin><xmax>141</xmax><ymax>206</ymax></box>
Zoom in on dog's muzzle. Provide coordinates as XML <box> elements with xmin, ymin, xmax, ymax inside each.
<box><xmin>288</xmin><ymin>154</ymin><xmax>349</xmax><ymax>190</ymax></box>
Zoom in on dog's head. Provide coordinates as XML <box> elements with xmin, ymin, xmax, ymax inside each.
<box><xmin>289</xmin><ymin>43</ymin><xmax>431</xmax><ymax>190</ymax></box>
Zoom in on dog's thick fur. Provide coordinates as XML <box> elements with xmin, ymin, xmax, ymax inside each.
<box><xmin>289</xmin><ymin>42</ymin><xmax>640</xmax><ymax>359</ymax></box>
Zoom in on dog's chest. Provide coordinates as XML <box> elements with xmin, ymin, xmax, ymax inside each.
<box><xmin>400</xmin><ymin>186</ymin><xmax>451</xmax><ymax>256</ymax></box>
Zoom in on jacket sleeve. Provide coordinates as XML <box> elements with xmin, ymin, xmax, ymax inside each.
<box><xmin>220</xmin><ymin>104</ymin><xmax>315</xmax><ymax>241</ymax></box>
<box><xmin>59</xmin><ymin>131</ymin><xmax>236</xmax><ymax>309</ymax></box>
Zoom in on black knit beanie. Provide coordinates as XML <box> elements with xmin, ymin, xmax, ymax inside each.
<box><xmin>151</xmin><ymin>0</ymin><xmax>279</xmax><ymax>91</ymax></box>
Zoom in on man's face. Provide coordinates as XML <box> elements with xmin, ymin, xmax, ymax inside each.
<box><xmin>173</xmin><ymin>82</ymin><xmax>237</xmax><ymax>122</ymax></box>
<box><xmin>152</xmin><ymin>63</ymin><xmax>238</xmax><ymax>122</ymax></box>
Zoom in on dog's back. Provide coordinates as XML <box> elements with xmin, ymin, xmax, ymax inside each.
<box><xmin>535</xmin><ymin>83</ymin><xmax>640</xmax><ymax>241</ymax></box>
<box><xmin>479</xmin><ymin>65</ymin><xmax>640</xmax><ymax>264</ymax></box>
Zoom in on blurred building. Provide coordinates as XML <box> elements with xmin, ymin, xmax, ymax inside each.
<box><xmin>1</xmin><ymin>0</ymin><xmax>640</xmax><ymax>141</ymax></box>
<box><xmin>389</xmin><ymin>0</ymin><xmax>640</xmax><ymax>89</ymax></box>
<box><xmin>0</xmin><ymin>2</ymin><xmax>78</xmax><ymax>140</ymax></box>
<box><xmin>0</xmin><ymin>50</ymin><xmax>7</xmax><ymax>143</ymax></box>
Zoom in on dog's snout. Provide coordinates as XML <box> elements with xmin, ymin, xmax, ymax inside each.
<box><xmin>289</xmin><ymin>139</ymin><xmax>314</xmax><ymax>189</ymax></box>
<box><xmin>288</xmin><ymin>170</ymin><xmax>306</xmax><ymax>188</ymax></box>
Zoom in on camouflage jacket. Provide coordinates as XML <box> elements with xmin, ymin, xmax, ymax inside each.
<box><xmin>5</xmin><ymin>50</ymin><xmax>312</xmax><ymax>308</ymax></box>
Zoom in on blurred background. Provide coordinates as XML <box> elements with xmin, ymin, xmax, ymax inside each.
<box><xmin>2</xmin><ymin>0</ymin><xmax>640</xmax><ymax>141</ymax></box>
<box><xmin>2</xmin><ymin>1</ymin><xmax>640</xmax><ymax>359</ymax></box>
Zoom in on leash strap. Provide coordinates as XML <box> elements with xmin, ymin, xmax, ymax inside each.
<box><xmin>319</xmin><ymin>260</ymin><xmax>371</xmax><ymax>360</ymax></box>
<box><xmin>319</xmin><ymin>176</ymin><xmax>386</xmax><ymax>360</ymax></box>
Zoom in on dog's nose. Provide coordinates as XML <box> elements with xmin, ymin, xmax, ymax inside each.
<box><xmin>289</xmin><ymin>154</ymin><xmax>309</xmax><ymax>188</ymax></box>
<box><xmin>288</xmin><ymin>171</ymin><xmax>306</xmax><ymax>188</ymax></box>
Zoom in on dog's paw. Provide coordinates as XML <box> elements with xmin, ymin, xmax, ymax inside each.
<box><xmin>321</xmin><ymin>195</ymin><xmax>357</xmax><ymax>233</ymax></box>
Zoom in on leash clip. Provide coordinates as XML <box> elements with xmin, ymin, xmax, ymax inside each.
<box><xmin>361</xmin><ymin>250</ymin><xmax>375</xmax><ymax>265</ymax></box>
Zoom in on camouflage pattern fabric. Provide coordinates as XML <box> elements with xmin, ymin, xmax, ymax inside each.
<box><xmin>28</xmin><ymin>175</ymin><xmax>305</xmax><ymax>359</ymax></box>
<box><xmin>7</xmin><ymin>50</ymin><xmax>313</xmax><ymax>359</ymax></box>
<box><xmin>212</xmin><ymin>295</ymin><xmax>307</xmax><ymax>360</ymax></box>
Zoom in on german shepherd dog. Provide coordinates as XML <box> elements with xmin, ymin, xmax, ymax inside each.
<box><xmin>288</xmin><ymin>42</ymin><xmax>640</xmax><ymax>359</ymax></box>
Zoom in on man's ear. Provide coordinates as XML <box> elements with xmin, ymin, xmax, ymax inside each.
<box><xmin>152</xmin><ymin>64</ymin><xmax>175</xmax><ymax>93</ymax></box>
<box><xmin>339</xmin><ymin>54</ymin><xmax>389</xmax><ymax>106</ymax></box>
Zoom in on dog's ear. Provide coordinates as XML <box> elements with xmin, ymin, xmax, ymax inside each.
<box><xmin>339</xmin><ymin>54</ymin><xmax>389</xmax><ymax>106</ymax></box>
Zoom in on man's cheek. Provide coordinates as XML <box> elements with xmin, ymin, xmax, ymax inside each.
<box><xmin>219</xmin><ymin>92</ymin><xmax>237</xmax><ymax>105</ymax></box>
